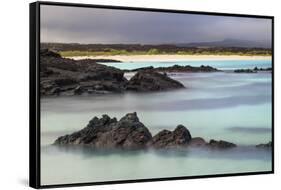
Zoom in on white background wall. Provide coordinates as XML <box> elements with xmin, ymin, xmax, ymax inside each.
<box><xmin>0</xmin><ymin>0</ymin><xmax>279</xmax><ymax>189</ymax></box>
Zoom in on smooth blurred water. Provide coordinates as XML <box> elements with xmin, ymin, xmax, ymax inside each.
<box><xmin>40</xmin><ymin>60</ymin><xmax>272</xmax><ymax>185</ymax></box>
<box><xmin>100</xmin><ymin>59</ymin><xmax>271</xmax><ymax>70</ymax></box>
<box><xmin>41</xmin><ymin>146</ymin><xmax>271</xmax><ymax>185</ymax></box>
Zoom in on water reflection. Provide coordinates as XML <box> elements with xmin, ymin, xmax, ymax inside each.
<box><xmin>42</xmin><ymin>144</ymin><xmax>271</xmax><ymax>161</ymax></box>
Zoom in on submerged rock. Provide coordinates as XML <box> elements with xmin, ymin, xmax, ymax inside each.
<box><xmin>234</xmin><ymin>69</ymin><xmax>257</xmax><ymax>73</ymax></box>
<box><xmin>256</xmin><ymin>141</ymin><xmax>272</xmax><ymax>148</ymax></box>
<box><xmin>234</xmin><ymin>67</ymin><xmax>272</xmax><ymax>73</ymax></box>
<box><xmin>207</xmin><ymin>139</ymin><xmax>237</xmax><ymax>149</ymax></box>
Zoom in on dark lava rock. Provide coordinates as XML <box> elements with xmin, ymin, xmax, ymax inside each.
<box><xmin>234</xmin><ymin>67</ymin><xmax>272</xmax><ymax>73</ymax></box>
<box><xmin>54</xmin><ymin>112</ymin><xmax>152</xmax><ymax>149</ymax></box>
<box><xmin>148</xmin><ymin>125</ymin><xmax>192</xmax><ymax>149</ymax></box>
<box><xmin>155</xmin><ymin>65</ymin><xmax>219</xmax><ymax>73</ymax></box>
<box><xmin>79</xmin><ymin>60</ymin><xmax>126</xmax><ymax>82</ymax></box>
<box><xmin>40</xmin><ymin>48</ymin><xmax>61</xmax><ymax>58</ymax></box>
<box><xmin>40</xmin><ymin>49</ymin><xmax>128</xmax><ymax>96</ymax></box>
<box><xmin>188</xmin><ymin>137</ymin><xmax>207</xmax><ymax>147</ymax></box>
<box><xmin>91</xmin><ymin>59</ymin><xmax>121</xmax><ymax>63</ymax></box>
<box><xmin>234</xmin><ymin>69</ymin><xmax>256</xmax><ymax>73</ymax></box>
<box><xmin>126</xmin><ymin>70</ymin><xmax>184</xmax><ymax>92</ymax></box>
<box><xmin>253</xmin><ymin>67</ymin><xmax>272</xmax><ymax>71</ymax></box>
<box><xmin>124</xmin><ymin>64</ymin><xmax>219</xmax><ymax>73</ymax></box>
<box><xmin>256</xmin><ymin>141</ymin><xmax>272</xmax><ymax>148</ymax></box>
<box><xmin>54</xmin><ymin>112</ymin><xmax>241</xmax><ymax>150</ymax></box>
<box><xmin>208</xmin><ymin>139</ymin><xmax>237</xmax><ymax>149</ymax></box>
<box><xmin>40</xmin><ymin>50</ymin><xmax>186</xmax><ymax>96</ymax></box>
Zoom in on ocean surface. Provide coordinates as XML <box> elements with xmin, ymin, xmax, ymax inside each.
<box><xmin>99</xmin><ymin>59</ymin><xmax>271</xmax><ymax>70</ymax></box>
<box><xmin>40</xmin><ymin>59</ymin><xmax>272</xmax><ymax>185</ymax></box>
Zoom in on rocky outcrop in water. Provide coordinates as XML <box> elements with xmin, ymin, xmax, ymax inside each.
<box><xmin>41</xmin><ymin>49</ymin><xmax>128</xmax><ymax>96</ymax></box>
<box><xmin>40</xmin><ymin>49</ymin><xmax>184</xmax><ymax>96</ymax></box>
<box><xmin>234</xmin><ymin>69</ymin><xmax>257</xmax><ymax>73</ymax></box>
<box><xmin>256</xmin><ymin>141</ymin><xmax>272</xmax><ymax>148</ymax></box>
<box><xmin>208</xmin><ymin>139</ymin><xmax>237</xmax><ymax>149</ymax></box>
<box><xmin>54</xmin><ymin>112</ymin><xmax>152</xmax><ymax>149</ymax></box>
<box><xmin>147</xmin><ymin>125</ymin><xmax>192</xmax><ymax>148</ymax></box>
<box><xmin>54</xmin><ymin>112</ymin><xmax>237</xmax><ymax>150</ymax></box>
<box><xmin>188</xmin><ymin>137</ymin><xmax>207</xmax><ymax>147</ymax></box>
<box><xmin>124</xmin><ymin>64</ymin><xmax>219</xmax><ymax>73</ymax></box>
<box><xmin>234</xmin><ymin>67</ymin><xmax>272</xmax><ymax>73</ymax></box>
<box><xmin>126</xmin><ymin>70</ymin><xmax>184</xmax><ymax>92</ymax></box>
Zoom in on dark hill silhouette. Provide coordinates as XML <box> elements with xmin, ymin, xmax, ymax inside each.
<box><xmin>177</xmin><ymin>38</ymin><xmax>270</xmax><ymax>48</ymax></box>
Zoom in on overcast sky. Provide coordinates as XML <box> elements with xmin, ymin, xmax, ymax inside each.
<box><xmin>41</xmin><ymin>5</ymin><xmax>272</xmax><ymax>45</ymax></box>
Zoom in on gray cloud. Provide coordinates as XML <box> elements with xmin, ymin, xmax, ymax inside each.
<box><xmin>41</xmin><ymin>5</ymin><xmax>272</xmax><ymax>44</ymax></box>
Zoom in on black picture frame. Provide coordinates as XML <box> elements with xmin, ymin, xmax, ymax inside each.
<box><xmin>29</xmin><ymin>1</ymin><xmax>274</xmax><ymax>189</ymax></box>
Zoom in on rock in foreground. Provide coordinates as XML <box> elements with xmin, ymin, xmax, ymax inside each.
<box><xmin>148</xmin><ymin>125</ymin><xmax>192</xmax><ymax>148</ymax></box>
<box><xmin>54</xmin><ymin>112</ymin><xmax>237</xmax><ymax>150</ymax></box>
<box><xmin>188</xmin><ymin>137</ymin><xmax>207</xmax><ymax>147</ymax></box>
<box><xmin>54</xmin><ymin>112</ymin><xmax>152</xmax><ymax>149</ymax></box>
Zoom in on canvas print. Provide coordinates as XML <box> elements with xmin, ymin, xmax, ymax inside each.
<box><xmin>39</xmin><ymin>4</ymin><xmax>273</xmax><ymax>186</ymax></box>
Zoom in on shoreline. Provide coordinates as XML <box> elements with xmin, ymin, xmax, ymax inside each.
<box><xmin>68</xmin><ymin>54</ymin><xmax>272</xmax><ymax>62</ymax></box>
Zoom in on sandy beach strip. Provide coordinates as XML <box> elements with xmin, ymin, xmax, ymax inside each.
<box><xmin>68</xmin><ymin>54</ymin><xmax>271</xmax><ymax>62</ymax></box>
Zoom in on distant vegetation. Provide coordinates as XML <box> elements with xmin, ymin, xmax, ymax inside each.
<box><xmin>41</xmin><ymin>43</ymin><xmax>272</xmax><ymax>57</ymax></box>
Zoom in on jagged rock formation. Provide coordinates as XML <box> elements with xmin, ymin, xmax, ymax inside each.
<box><xmin>126</xmin><ymin>70</ymin><xmax>184</xmax><ymax>92</ymax></box>
<box><xmin>188</xmin><ymin>137</ymin><xmax>207</xmax><ymax>147</ymax></box>
<box><xmin>54</xmin><ymin>112</ymin><xmax>237</xmax><ymax>150</ymax></box>
<box><xmin>40</xmin><ymin>49</ymin><xmax>184</xmax><ymax>96</ymax></box>
<box><xmin>54</xmin><ymin>113</ymin><xmax>152</xmax><ymax>149</ymax></box>
<box><xmin>40</xmin><ymin>49</ymin><xmax>128</xmax><ymax>96</ymax></box>
<box><xmin>148</xmin><ymin>125</ymin><xmax>192</xmax><ymax>148</ymax></box>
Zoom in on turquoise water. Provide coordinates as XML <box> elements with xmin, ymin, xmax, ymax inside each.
<box><xmin>100</xmin><ymin>59</ymin><xmax>271</xmax><ymax>70</ymax></box>
<box><xmin>40</xmin><ymin>60</ymin><xmax>272</xmax><ymax>185</ymax></box>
